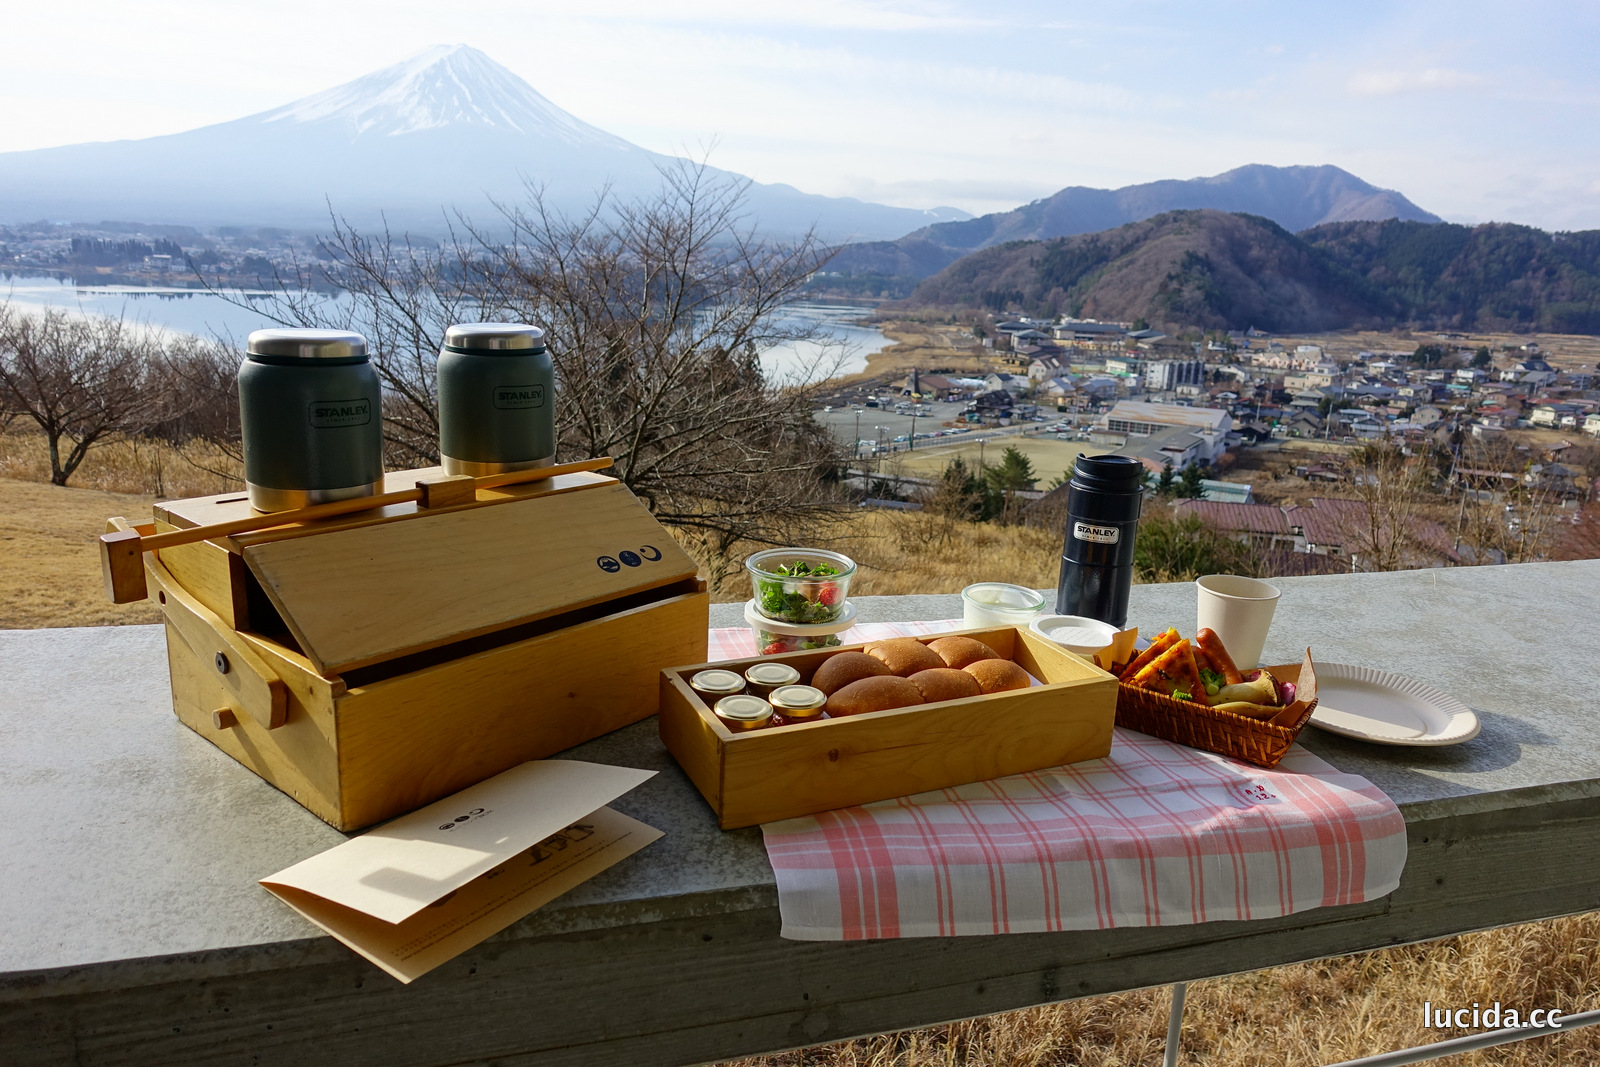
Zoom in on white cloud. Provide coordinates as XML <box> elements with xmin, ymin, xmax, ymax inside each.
<box><xmin>1347</xmin><ymin>67</ymin><xmax>1482</xmax><ymax>97</ymax></box>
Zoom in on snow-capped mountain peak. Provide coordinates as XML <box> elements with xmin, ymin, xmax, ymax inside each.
<box><xmin>256</xmin><ymin>44</ymin><xmax>631</xmax><ymax>148</ymax></box>
<box><xmin>0</xmin><ymin>44</ymin><xmax>969</xmax><ymax>240</ymax></box>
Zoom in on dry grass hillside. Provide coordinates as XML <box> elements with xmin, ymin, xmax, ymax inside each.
<box><xmin>726</xmin><ymin>912</ymin><xmax>1600</xmax><ymax>1066</ymax></box>
<box><xmin>833</xmin><ymin>321</ymin><xmax>1000</xmax><ymax>391</ymax></box>
<box><xmin>0</xmin><ymin>478</ymin><xmax>163</xmax><ymax>628</ymax></box>
<box><xmin>2</xmin><ymin>431</ymin><xmax>1597</xmax><ymax>1066</ymax></box>
<box><xmin>0</xmin><ymin>430</ymin><xmax>238</xmax><ymax>629</ymax></box>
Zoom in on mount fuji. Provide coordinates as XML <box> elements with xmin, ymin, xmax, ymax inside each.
<box><xmin>0</xmin><ymin>45</ymin><xmax>969</xmax><ymax>240</ymax></box>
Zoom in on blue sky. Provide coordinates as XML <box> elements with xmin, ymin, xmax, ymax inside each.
<box><xmin>3</xmin><ymin>1</ymin><xmax>1597</xmax><ymax>228</ymax></box>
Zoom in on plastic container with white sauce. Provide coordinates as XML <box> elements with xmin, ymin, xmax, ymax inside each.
<box><xmin>1029</xmin><ymin>614</ymin><xmax>1120</xmax><ymax>656</ymax></box>
<box><xmin>960</xmin><ymin>583</ymin><xmax>1046</xmax><ymax>629</ymax></box>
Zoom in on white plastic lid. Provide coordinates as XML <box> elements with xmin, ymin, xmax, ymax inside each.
<box><xmin>743</xmin><ymin>599</ymin><xmax>859</xmax><ymax>637</ymax></box>
<box><xmin>962</xmin><ymin>583</ymin><xmax>1046</xmax><ymax>611</ymax></box>
<box><xmin>1030</xmin><ymin>614</ymin><xmax>1119</xmax><ymax>653</ymax></box>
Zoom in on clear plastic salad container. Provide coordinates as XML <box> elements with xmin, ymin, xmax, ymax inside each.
<box><xmin>743</xmin><ymin>599</ymin><xmax>859</xmax><ymax>656</ymax></box>
<box><xmin>746</xmin><ymin>548</ymin><xmax>856</xmax><ymax>624</ymax></box>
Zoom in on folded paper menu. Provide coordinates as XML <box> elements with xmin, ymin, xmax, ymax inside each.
<box><xmin>261</xmin><ymin>760</ymin><xmax>661</xmax><ymax>983</ymax></box>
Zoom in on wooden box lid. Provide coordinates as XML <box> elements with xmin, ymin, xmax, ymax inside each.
<box><xmin>156</xmin><ymin>470</ymin><xmax>698</xmax><ymax>676</ymax></box>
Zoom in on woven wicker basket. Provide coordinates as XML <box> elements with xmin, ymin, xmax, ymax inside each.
<box><xmin>1114</xmin><ymin>651</ymin><xmax>1319</xmax><ymax>769</ymax></box>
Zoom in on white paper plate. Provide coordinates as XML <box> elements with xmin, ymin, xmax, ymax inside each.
<box><xmin>1307</xmin><ymin>663</ymin><xmax>1480</xmax><ymax>746</ymax></box>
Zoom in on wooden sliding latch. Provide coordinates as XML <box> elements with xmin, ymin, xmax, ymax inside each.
<box><xmin>98</xmin><ymin>457</ymin><xmax>615</xmax><ymax>605</ymax></box>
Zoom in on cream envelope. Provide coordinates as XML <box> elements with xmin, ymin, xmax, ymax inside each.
<box><xmin>261</xmin><ymin>760</ymin><xmax>661</xmax><ymax>983</ymax></box>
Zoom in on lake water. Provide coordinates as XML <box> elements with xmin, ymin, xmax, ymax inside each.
<box><xmin>0</xmin><ymin>276</ymin><xmax>886</xmax><ymax>381</ymax></box>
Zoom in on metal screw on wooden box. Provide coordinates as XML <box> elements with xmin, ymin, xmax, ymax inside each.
<box><xmin>437</xmin><ymin>323</ymin><xmax>556</xmax><ymax>476</ymax></box>
<box><xmin>239</xmin><ymin>329</ymin><xmax>384</xmax><ymax>513</ymax></box>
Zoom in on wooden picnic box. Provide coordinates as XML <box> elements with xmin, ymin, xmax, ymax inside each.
<box><xmin>658</xmin><ymin>626</ymin><xmax>1118</xmax><ymax>829</ymax></box>
<box><xmin>109</xmin><ymin>465</ymin><xmax>709</xmax><ymax>830</ymax></box>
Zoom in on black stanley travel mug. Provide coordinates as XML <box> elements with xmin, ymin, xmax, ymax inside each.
<box><xmin>1055</xmin><ymin>454</ymin><xmax>1146</xmax><ymax>628</ymax></box>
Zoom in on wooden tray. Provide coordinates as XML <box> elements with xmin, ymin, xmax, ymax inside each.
<box><xmin>1114</xmin><ymin>651</ymin><xmax>1319</xmax><ymax>769</ymax></box>
<box><xmin>658</xmin><ymin>626</ymin><xmax>1118</xmax><ymax>829</ymax></box>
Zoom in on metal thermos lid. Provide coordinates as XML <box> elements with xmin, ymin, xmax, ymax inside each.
<box><xmin>1071</xmin><ymin>454</ymin><xmax>1145</xmax><ymax>494</ymax></box>
<box><xmin>246</xmin><ymin>328</ymin><xmax>368</xmax><ymax>362</ymax></box>
<box><xmin>443</xmin><ymin>323</ymin><xmax>547</xmax><ymax>354</ymax></box>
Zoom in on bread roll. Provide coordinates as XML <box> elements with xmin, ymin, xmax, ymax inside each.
<box><xmin>810</xmin><ymin>651</ymin><xmax>893</xmax><ymax>697</ymax></box>
<box><xmin>826</xmin><ymin>675</ymin><xmax>925</xmax><ymax>717</ymax></box>
<box><xmin>863</xmin><ymin>637</ymin><xmax>945</xmax><ymax>677</ymax></box>
<box><xmin>964</xmin><ymin>658</ymin><xmax>1031</xmax><ymax>694</ymax></box>
<box><xmin>927</xmin><ymin>635</ymin><xmax>1001</xmax><ymax>670</ymax></box>
<box><xmin>908</xmin><ymin>667</ymin><xmax>982</xmax><ymax>703</ymax></box>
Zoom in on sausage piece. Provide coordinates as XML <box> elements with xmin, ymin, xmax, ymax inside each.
<box><xmin>1195</xmin><ymin>628</ymin><xmax>1244</xmax><ymax>685</ymax></box>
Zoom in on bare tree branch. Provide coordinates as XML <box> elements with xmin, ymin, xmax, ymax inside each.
<box><xmin>0</xmin><ymin>305</ymin><xmax>177</xmax><ymax>486</ymax></box>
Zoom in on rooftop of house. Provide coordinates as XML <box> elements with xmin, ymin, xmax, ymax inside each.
<box><xmin>1102</xmin><ymin>400</ymin><xmax>1230</xmax><ymax>432</ymax></box>
<box><xmin>1171</xmin><ymin>495</ymin><xmax>1464</xmax><ymax>567</ymax></box>
<box><xmin>1173</xmin><ymin>498</ymin><xmax>1290</xmax><ymax>534</ymax></box>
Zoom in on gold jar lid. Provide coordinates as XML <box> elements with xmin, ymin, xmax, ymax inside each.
<box><xmin>770</xmin><ymin>684</ymin><xmax>827</xmax><ymax>717</ymax></box>
<box><xmin>714</xmin><ymin>695</ymin><xmax>773</xmax><ymax>730</ymax></box>
<box><xmin>690</xmin><ymin>669</ymin><xmax>745</xmax><ymax>696</ymax></box>
<box><xmin>745</xmin><ymin>662</ymin><xmax>801</xmax><ymax>689</ymax></box>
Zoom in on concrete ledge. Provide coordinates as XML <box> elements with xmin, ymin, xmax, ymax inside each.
<box><xmin>4</xmin><ymin>561</ymin><xmax>1599</xmax><ymax>1065</ymax></box>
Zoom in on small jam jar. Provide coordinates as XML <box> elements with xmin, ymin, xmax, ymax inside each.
<box><xmin>714</xmin><ymin>694</ymin><xmax>773</xmax><ymax>731</ymax></box>
<box><xmin>689</xmin><ymin>669</ymin><xmax>745</xmax><ymax>701</ymax></box>
<box><xmin>744</xmin><ymin>662</ymin><xmax>801</xmax><ymax>699</ymax></box>
<box><xmin>769</xmin><ymin>684</ymin><xmax>827</xmax><ymax>725</ymax></box>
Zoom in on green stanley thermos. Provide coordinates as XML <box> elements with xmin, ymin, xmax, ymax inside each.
<box><xmin>437</xmin><ymin>323</ymin><xmax>556</xmax><ymax>475</ymax></box>
<box><xmin>238</xmin><ymin>328</ymin><xmax>384</xmax><ymax>512</ymax></box>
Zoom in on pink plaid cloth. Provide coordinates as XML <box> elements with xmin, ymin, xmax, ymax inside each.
<box><xmin>707</xmin><ymin>622</ymin><xmax>1408</xmax><ymax>941</ymax></box>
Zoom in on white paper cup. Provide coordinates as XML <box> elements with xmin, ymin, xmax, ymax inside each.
<box><xmin>1195</xmin><ymin>574</ymin><xmax>1280</xmax><ymax>669</ymax></box>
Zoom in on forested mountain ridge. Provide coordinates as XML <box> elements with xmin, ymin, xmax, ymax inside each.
<box><xmin>829</xmin><ymin>164</ymin><xmax>1437</xmax><ymax>284</ymax></box>
<box><xmin>899</xmin><ymin>212</ymin><xmax>1600</xmax><ymax>334</ymax></box>
<box><xmin>1302</xmin><ymin>219</ymin><xmax>1600</xmax><ymax>334</ymax></box>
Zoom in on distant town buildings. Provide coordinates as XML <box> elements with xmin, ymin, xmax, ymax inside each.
<box><xmin>1092</xmin><ymin>400</ymin><xmax>1232</xmax><ymax>472</ymax></box>
<box><xmin>1143</xmin><ymin>359</ymin><xmax>1205</xmax><ymax>391</ymax></box>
